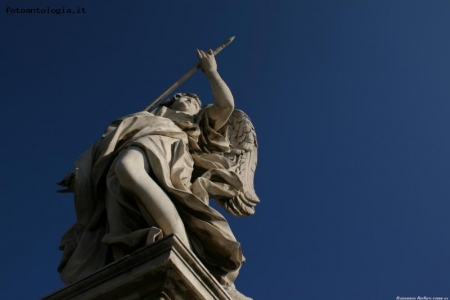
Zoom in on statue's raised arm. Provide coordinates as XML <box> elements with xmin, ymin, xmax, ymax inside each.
<box><xmin>197</xmin><ymin>49</ymin><xmax>234</xmax><ymax>130</ymax></box>
<box><xmin>57</xmin><ymin>46</ymin><xmax>260</xmax><ymax>296</ymax></box>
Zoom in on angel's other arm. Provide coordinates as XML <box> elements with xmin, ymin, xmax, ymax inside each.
<box><xmin>197</xmin><ymin>49</ymin><xmax>234</xmax><ymax>131</ymax></box>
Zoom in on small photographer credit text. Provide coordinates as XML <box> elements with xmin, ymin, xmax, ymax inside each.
<box><xmin>5</xmin><ymin>6</ymin><xmax>86</xmax><ymax>14</ymax></box>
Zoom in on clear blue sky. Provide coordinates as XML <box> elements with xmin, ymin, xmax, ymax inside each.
<box><xmin>1</xmin><ymin>1</ymin><xmax>450</xmax><ymax>299</ymax></box>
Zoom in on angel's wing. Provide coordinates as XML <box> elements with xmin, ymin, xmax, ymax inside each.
<box><xmin>218</xmin><ymin>109</ymin><xmax>260</xmax><ymax>217</ymax></box>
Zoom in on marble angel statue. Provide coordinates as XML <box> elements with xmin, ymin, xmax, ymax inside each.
<box><xmin>57</xmin><ymin>48</ymin><xmax>260</xmax><ymax>290</ymax></box>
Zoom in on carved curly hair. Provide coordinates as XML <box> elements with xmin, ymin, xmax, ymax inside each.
<box><xmin>160</xmin><ymin>92</ymin><xmax>202</xmax><ymax>108</ymax></box>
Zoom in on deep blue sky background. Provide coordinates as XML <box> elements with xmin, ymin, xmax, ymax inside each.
<box><xmin>1</xmin><ymin>1</ymin><xmax>450</xmax><ymax>299</ymax></box>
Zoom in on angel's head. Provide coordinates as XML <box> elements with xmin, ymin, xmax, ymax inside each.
<box><xmin>162</xmin><ymin>93</ymin><xmax>202</xmax><ymax>115</ymax></box>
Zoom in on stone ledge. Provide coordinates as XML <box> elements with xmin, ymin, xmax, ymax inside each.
<box><xmin>42</xmin><ymin>234</ymin><xmax>232</xmax><ymax>300</ymax></box>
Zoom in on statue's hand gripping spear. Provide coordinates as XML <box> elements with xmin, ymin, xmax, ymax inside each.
<box><xmin>143</xmin><ymin>36</ymin><xmax>235</xmax><ymax>112</ymax></box>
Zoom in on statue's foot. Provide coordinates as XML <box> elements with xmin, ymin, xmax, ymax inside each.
<box><xmin>223</xmin><ymin>285</ymin><xmax>252</xmax><ymax>300</ymax></box>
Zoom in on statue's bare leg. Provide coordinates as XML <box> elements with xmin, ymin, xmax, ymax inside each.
<box><xmin>114</xmin><ymin>146</ymin><xmax>191</xmax><ymax>250</ymax></box>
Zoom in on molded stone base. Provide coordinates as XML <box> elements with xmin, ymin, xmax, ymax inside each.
<box><xmin>42</xmin><ymin>235</ymin><xmax>237</xmax><ymax>300</ymax></box>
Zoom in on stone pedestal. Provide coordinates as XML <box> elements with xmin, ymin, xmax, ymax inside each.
<box><xmin>42</xmin><ymin>235</ymin><xmax>235</xmax><ymax>300</ymax></box>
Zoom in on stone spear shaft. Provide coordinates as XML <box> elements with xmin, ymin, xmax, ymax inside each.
<box><xmin>144</xmin><ymin>36</ymin><xmax>235</xmax><ymax>111</ymax></box>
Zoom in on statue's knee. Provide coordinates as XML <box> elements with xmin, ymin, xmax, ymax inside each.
<box><xmin>115</xmin><ymin>158</ymin><xmax>132</xmax><ymax>185</ymax></box>
<box><xmin>115</xmin><ymin>148</ymin><xmax>143</xmax><ymax>185</ymax></box>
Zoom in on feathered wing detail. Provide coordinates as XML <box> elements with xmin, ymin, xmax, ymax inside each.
<box><xmin>217</xmin><ymin>109</ymin><xmax>260</xmax><ymax>217</ymax></box>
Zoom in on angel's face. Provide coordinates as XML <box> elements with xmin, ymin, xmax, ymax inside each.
<box><xmin>170</xmin><ymin>93</ymin><xmax>201</xmax><ymax>115</ymax></box>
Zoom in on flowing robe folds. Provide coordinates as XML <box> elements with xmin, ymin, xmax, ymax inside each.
<box><xmin>58</xmin><ymin>106</ymin><xmax>245</xmax><ymax>284</ymax></box>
